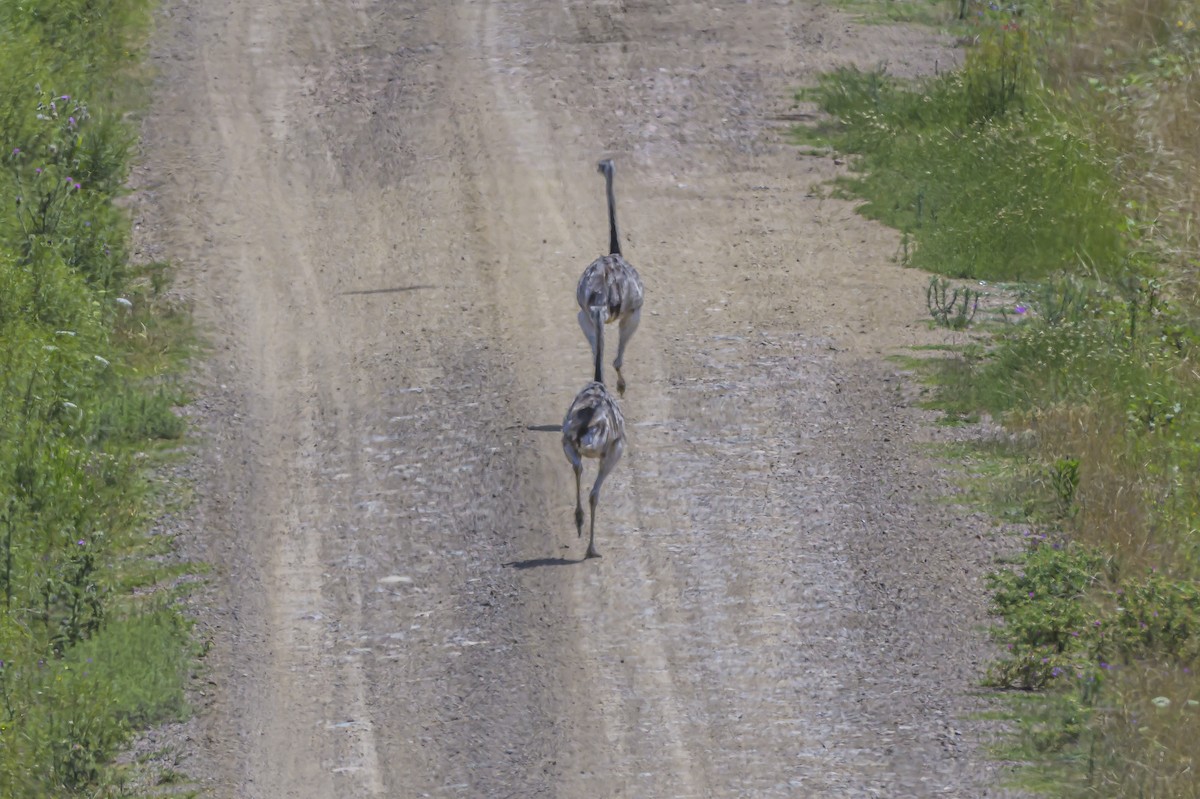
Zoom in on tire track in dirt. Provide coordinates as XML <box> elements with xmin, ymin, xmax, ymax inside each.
<box><xmin>145</xmin><ymin>0</ymin><xmax>394</xmax><ymax>793</ymax></box>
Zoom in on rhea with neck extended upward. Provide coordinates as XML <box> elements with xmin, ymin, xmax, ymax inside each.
<box><xmin>561</xmin><ymin>304</ymin><xmax>626</xmax><ymax>559</ymax></box>
<box><xmin>575</xmin><ymin>158</ymin><xmax>645</xmax><ymax>396</ymax></box>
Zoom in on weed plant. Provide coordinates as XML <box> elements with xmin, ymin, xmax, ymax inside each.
<box><xmin>0</xmin><ymin>0</ymin><xmax>198</xmax><ymax>796</ymax></box>
<box><xmin>802</xmin><ymin>0</ymin><xmax>1200</xmax><ymax>794</ymax></box>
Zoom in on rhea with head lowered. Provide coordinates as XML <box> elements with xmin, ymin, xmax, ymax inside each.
<box><xmin>562</xmin><ymin>305</ymin><xmax>626</xmax><ymax>559</ymax></box>
<box><xmin>576</xmin><ymin>158</ymin><xmax>645</xmax><ymax>396</ymax></box>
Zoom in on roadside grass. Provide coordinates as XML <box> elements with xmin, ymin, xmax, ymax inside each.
<box><xmin>0</xmin><ymin>0</ymin><xmax>203</xmax><ymax>796</ymax></box>
<box><xmin>1044</xmin><ymin>0</ymin><xmax>1200</xmax><ymax>297</ymax></box>
<box><xmin>799</xmin><ymin>0</ymin><xmax>1200</xmax><ymax>795</ymax></box>
<box><xmin>821</xmin><ymin>0</ymin><xmax>960</xmax><ymax>26</ymax></box>
<box><xmin>796</xmin><ymin>54</ymin><xmax>1131</xmax><ymax>282</ymax></box>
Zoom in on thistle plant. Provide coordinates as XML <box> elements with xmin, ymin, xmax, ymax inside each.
<box><xmin>926</xmin><ymin>276</ymin><xmax>980</xmax><ymax>329</ymax></box>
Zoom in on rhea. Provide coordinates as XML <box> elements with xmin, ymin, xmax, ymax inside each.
<box><xmin>576</xmin><ymin>158</ymin><xmax>645</xmax><ymax>396</ymax></box>
<box><xmin>562</xmin><ymin>305</ymin><xmax>626</xmax><ymax>559</ymax></box>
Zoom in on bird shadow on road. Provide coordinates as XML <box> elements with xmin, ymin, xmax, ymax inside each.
<box><xmin>339</xmin><ymin>284</ymin><xmax>437</xmax><ymax>296</ymax></box>
<box><xmin>504</xmin><ymin>556</ymin><xmax>587</xmax><ymax>569</ymax></box>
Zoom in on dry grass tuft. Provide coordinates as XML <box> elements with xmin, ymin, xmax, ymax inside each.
<box><xmin>1091</xmin><ymin>663</ymin><xmax>1200</xmax><ymax>797</ymax></box>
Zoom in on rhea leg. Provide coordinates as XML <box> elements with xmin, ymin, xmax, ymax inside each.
<box><xmin>577</xmin><ymin>309</ymin><xmax>599</xmax><ymax>364</ymax></box>
<box><xmin>585</xmin><ymin>438</ymin><xmax>625</xmax><ymax>558</ymax></box>
<box><xmin>563</xmin><ymin>439</ymin><xmax>584</xmax><ymax>537</ymax></box>
<box><xmin>613</xmin><ymin>306</ymin><xmax>642</xmax><ymax>395</ymax></box>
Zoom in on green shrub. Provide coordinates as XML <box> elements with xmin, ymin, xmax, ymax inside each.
<box><xmin>986</xmin><ymin>539</ymin><xmax>1107</xmax><ymax>690</ymax></box>
<box><xmin>0</xmin><ymin>0</ymin><xmax>197</xmax><ymax>794</ymax></box>
<box><xmin>1112</xmin><ymin>573</ymin><xmax>1200</xmax><ymax>661</ymax></box>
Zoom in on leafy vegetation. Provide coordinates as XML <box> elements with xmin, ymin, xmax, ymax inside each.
<box><xmin>799</xmin><ymin>0</ymin><xmax>1200</xmax><ymax>794</ymax></box>
<box><xmin>0</xmin><ymin>0</ymin><xmax>199</xmax><ymax>795</ymax></box>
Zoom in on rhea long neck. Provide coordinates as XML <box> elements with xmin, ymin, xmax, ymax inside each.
<box><xmin>605</xmin><ymin>171</ymin><xmax>622</xmax><ymax>257</ymax></box>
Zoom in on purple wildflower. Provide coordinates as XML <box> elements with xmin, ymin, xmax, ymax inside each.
<box><xmin>77</xmin><ymin>539</ymin><xmax>86</xmax><ymax>546</ymax></box>
<box><xmin>1014</xmin><ymin>304</ymin><xmax>1027</xmax><ymax>314</ymax></box>
<box><xmin>11</xmin><ymin>147</ymin><xmax>19</xmax><ymax>155</ymax></box>
<box><xmin>73</xmin><ymin>182</ymin><xmax>80</xmax><ymax>190</ymax></box>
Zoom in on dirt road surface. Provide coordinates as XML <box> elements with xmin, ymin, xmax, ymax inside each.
<box><xmin>134</xmin><ymin>0</ymin><xmax>1025</xmax><ymax>796</ymax></box>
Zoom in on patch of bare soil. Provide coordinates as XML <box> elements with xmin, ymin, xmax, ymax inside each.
<box><xmin>131</xmin><ymin>0</ymin><xmax>1028</xmax><ymax>796</ymax></box>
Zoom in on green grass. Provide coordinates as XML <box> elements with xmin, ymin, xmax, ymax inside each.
<box><xmin>0</xmin><ymin>0</ymin><xmax>202</xmax><ymax>795</ymax></box>
<box><xmin>66</xmin><ymin>607</ymin><xmax>195</xmax><ymax>728</ymax></box>
<box><xmin>796</xmin><ymin>60</ymin><xmax>1131</xmax><ymax>283</ymax></box>
<box><xmin>803</xmin><ymin>0</ymin><xmax>1200</xmax><ymax>795</ymax></box>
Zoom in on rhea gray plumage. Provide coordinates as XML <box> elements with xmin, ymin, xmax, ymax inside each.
<box><xmin>562</xmin><ymin>305</ymin><xmax>626</xmax><ymax>559</ymax></box>
<box><xmin>576</xmin><ymin>158</ymin><xmax>645</xmax><ymax>396</ymax></box>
